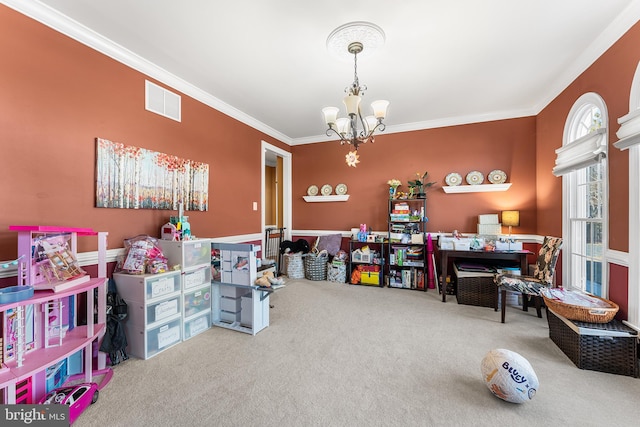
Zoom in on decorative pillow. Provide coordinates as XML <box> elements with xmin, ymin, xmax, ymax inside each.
<box><xmin>314</xmin><ymin>233</ymin><xmax>343</xmax><ymax>256</ymax></box>
<box><xmin>532</xmin><ymin>236</ymin><xmax>562</xmax><ymax>285</ymax></box>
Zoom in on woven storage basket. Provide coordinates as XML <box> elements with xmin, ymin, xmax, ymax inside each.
<box><xmin>454</xmin><ymin>266</ymin><xmax>497</xmax><ymax>309</ymax></box>
<box><xmin>541</xmin><ymin>290</ymin><xmax>618</xmax><ymax>323</ymax></box>
<box><xmin>284</xmin><ymin>253</ymin><xmax>304</xmax><ymax>279</ymax></box>
<box><xmin>304</xmin><ymin>251</ymin><xmax>328</xmax><ymax>281</ymax></box>
<box><xmin>547</xmin><ymin>309</ymin><xmax>638</xmax><ymax>377</ymax></box>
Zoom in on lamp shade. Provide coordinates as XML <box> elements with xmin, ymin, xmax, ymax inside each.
<box><xmin>336</xmin><ymin>117</ymin><xmax>350</xmax><ymax>135</ymax></box>
<box><xmin>364</xmin><ymin>116</ymin><xmax>377</xmax><ymax>133</ymax></box>
<box><xmin>371</xmin><ymin>100</ymin><xmax>389</xmax><ymax>119</ymax></box>
<box><xmin>322</xmin><ymin>106</ymin><xmax>340</xmax><ymax>126</ymax></box>
<box><xmin>343</xmin><ymin>94</ymin><xmax>361</xmax><ymax>116</ymax></box>
<box><xmin>502</xmin><ymin>210</ymin><xmax>520</xmax><ymax>227</ymax></box>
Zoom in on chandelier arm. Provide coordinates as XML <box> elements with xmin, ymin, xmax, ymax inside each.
<box><xmin>325</xmin><ymin>126</ymin><xmax>349</xmax><ymax>144</ymax></box>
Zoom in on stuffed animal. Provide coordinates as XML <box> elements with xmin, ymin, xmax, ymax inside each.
<box><xmin>279</xmin><ymin>239</ymin><xmax>310</xmax><ymax>255</ymax></box>
<box><xmin>255</xmin><ymin>274</ymin><xmax>271</xmax><ymax>287</ymax></box>
<box><xmin>255</xmin><ymin>270</ymin><xmax>285</xmax><ymax>287</ymax></box>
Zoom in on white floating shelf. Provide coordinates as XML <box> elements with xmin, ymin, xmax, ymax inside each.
<box><xmin>442</xmin><ymin>183</ymin><xmax>512</xmax><ymax>194</ymax></box>
<box><xmin>303</xmin><ymin>195</ymin><xmax>350</xmax><ymax>202</ymax></box>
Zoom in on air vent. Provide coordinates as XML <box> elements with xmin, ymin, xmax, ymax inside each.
<box><xmin>145</xmin><ymin>80</ymin><xmax>181</xmax><ymax>122</ymax></box>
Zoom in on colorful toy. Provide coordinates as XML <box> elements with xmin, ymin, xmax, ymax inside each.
<box><xmin>39</xmin><ymin>382</ymin><xmax>99</xmax><ymax>424</ymax></box>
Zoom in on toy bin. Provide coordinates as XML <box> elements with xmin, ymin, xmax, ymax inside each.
<box><xmin>183</xmin><ymin>285</ymin><xmax>211</xmax><ymax>318</ymax></box>
<box><xmin>360</xmin><ymin>271</ymin><xmax>380</xmax><ymax>286</ymax></box>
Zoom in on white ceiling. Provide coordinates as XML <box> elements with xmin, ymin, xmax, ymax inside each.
<box><xmin>6</xmin><ymin>0</ymin><xmax>640</xmax><ymax>145</ymax></box>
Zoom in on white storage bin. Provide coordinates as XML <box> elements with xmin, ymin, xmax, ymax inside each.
<box><xmin>183</xmin><ymin>284</ymin><xmax>211</xmax><ymax>318</ymax></box>
<box><xmin>183</xmin><ymin>311</ymin><xmax>211</xmax><ymax>340</ymax></box>
<box><xmin>183</xmin><ymin>266</ymin><xmax>211</xmax><ymax>290</ymax></box>
<box><xmin>159</xmin><ymin>239</ymin><xmax>212</xmax><ymax>269</ymax></box>
<box><xmin>145</xmin><ymin>271</ymin><xmax>181</xmax><ymax>300</ymax></box>
<box><xmin>146</xmin><ymin>296</ymin><xmax>181</xmax><ymax>324</ymax></box>
<box><xmin>128</xmin><ymin>317</ymin><xmax>182</xmax><ymax>359</ymax></box>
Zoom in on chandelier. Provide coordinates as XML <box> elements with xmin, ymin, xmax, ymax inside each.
<box><xmin>322</xmin><ymin>22</ymin><xmax>389</xmax><ymax>167</ymax></box>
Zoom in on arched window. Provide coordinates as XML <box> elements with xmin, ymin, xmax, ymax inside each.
<box><xmin>557</xmin><ymin>93</ymin><xmax>608</xmax><ymax>296</ymax></box>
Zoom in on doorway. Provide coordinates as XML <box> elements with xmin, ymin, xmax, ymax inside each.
<box><xmin>261</xmin><ymin>141</ymin><xmax>292</xmax><ymax>260</ymax></box>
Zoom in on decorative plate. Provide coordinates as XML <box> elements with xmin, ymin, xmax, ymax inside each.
<box><xmin>307</xmin><ymin>185</ymin><xmax>319</xmax><ymax>196</ymax></box>
<box><xmin>488</xmin><ymin>169</ymin><xmax>507</xmax><ymax>184</ymax></box>
<box><xmin>466</xmin><ymin>171</ymin><xmax>484</xmax><ymax>185</ymax></box>
<box><xmin>335</xmin><ymin>183</ymin><xmax>348</xmax><ymax>195</ymax></box>
<box><xmin>321</xmin><ymin>184</ymin><xmax>333</xmax><ymax>196</ymax></box>
<box><xmin>445</xmin><ymin>172</ymin><xmax>463</xmax><ymax>186</ymax></box>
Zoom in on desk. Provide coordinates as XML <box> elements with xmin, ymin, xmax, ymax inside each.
<box><xmin>439</xmin><ymin>250</ymin><xmax>531</xmax><ymax>302</ymax></box>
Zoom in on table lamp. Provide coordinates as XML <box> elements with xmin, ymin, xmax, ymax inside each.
<box><xmin>501</xmin><ymin>210</ymin><xmax>520</xmax><ymax>250</ymax></box>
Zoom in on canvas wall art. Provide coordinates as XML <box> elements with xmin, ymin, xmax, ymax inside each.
<box><xmin>96</xmin><ymin>138</ymin><xmax>209</xmax><ymax>210</ymax></box>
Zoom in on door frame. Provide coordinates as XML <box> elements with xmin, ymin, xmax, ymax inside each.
<box><xmin>261</xmin><ymin>141</ymin><xmax>292</xmax><ymax>250</ymax></box>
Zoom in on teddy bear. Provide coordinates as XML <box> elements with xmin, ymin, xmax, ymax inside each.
<box><xmin>255</xmin><ymin>270</ymin><xmax>285</xmax><ymax>287</ymax></box>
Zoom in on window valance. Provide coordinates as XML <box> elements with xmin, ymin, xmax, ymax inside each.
<box><xmin>553</xmin><ymin>128</ymin><xmax>607</xmax><ymax>176</ymax></box>
<box><xmin>614</xmin><ymin>108</ymin><xmax>640</xmax><ymax>151</ymax></box>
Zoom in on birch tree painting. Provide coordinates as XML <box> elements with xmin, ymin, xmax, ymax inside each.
<box><xmin>96</xmin><ymin>138</ymin><xmax>209</xmax><ymax>210</ymax></box>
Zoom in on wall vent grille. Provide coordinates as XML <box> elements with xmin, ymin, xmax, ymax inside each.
<box><xmin>145</xmin><ymin>80</ymin><xmax>181</xmax><ymax>122</ymax></box>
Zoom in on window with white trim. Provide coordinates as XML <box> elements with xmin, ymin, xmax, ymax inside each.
<box><xmin>558</xmin><ymin>93</ymin><xmax>608</xmax><ymax>297</ymax></box>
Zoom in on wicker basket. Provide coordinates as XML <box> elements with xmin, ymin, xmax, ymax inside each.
<box><xmin>547</xmin><ymin>310</ymin><xmax>638</xmax><ymax>377</ymax></box>
<box><xmin>304</xmin><ymin>251</ymin><xmax>328</xmax><ymax>281</ymax></box>
<box><xmin>541</xmin><ymin>290</ymin><xmax>619</xmax><ymax>323</ymax></box>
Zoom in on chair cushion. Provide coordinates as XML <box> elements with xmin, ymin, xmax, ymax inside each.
<box><xmin>532</xmin><ymin>236</ymin><xmax>562</xmax><ymax>285</ymax></box>
<box><xmin>496</xmin><ymin>274</ymin><xmax>550</xmax><ymax>295</ymax></box>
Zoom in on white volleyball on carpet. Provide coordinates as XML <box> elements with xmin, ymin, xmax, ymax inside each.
<box><xmin>480</xmin><ymin>348</ymin><xmax>538</xmax><ymax>403</ymax></box>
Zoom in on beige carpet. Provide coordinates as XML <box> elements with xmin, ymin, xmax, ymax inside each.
<box><xmin>76</xmin><ymin>279</ymin><xmax>640</xmax><ymax>427</ymax></box>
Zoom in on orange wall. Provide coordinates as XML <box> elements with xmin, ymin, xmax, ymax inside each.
<box><xmin>293</xmin><ymin>118</ymin><xmax>538</xmax><ymax>234</ymax></box>
<box><xmin>536</xmin><ymin>21</ymin><xmax>640</xmax><ymax>251</ymax></box>
<box><xmin>1</xmin><ymin>2</ymin><xmax>639</xmax><ymax>295</ymax></box>
<box><xmin>0</xmin><ymin>6</ymin><xmax>289</xmax><ymax>258</ymax></box>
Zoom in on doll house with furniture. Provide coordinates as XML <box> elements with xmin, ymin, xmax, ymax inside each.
<box><xmin>0</xmin><ymin>226</ymin><xmax>109</xmax><ymax>404</ymax></box>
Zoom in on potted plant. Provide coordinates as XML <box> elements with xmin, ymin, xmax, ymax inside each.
<box><xmin>408</xmin><ymin>171</ymin><xmax>436</xmax><ymax>198</ymax></box>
